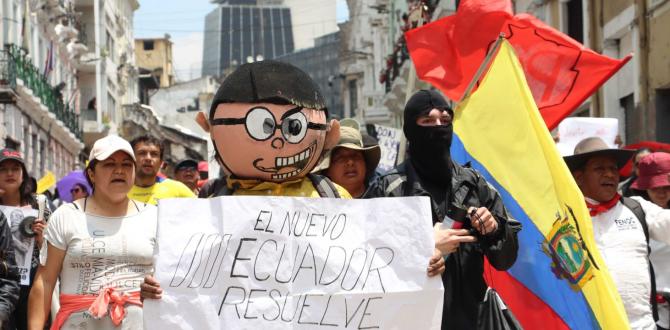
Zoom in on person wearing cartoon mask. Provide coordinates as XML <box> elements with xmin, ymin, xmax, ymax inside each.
<box><xmin>141</xmin><ymin>61</ymin><xmax>445</xmax><ymax>299</ymax></box>
<box><xmin>198</xmin><ymin>60</ymin><xmax>345</xmax><ymax>196</ymax></box>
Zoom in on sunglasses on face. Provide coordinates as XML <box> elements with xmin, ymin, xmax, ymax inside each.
<box><xmin>210</xmin><ymin>106</ymin><xmax>327</xmax><ymax>143</ymax></box>
<box><xmin>71</xmin><ymin>187</ymin><xmax>84</xmax><ymax>194</ymax></box>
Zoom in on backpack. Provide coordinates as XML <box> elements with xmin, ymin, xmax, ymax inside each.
<box><xmin>621</xmin><ymin>197</ymin><xmax>659</xmax><ymax>322</ymax></box>
<box><xmin>202</xmin><ymin>174</ymin><xmax>341</xmax><ymax>198</ymax></box>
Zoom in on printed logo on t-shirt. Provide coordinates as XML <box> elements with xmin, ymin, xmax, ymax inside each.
<box><xmin>613</xmin><ymin>216</ymin><xmax>639</xmax><ymax>231</ymax></box>
<box><xmin>71</xmin><ymin>230</ymin><xmax>151</xmax><ymax>294</ymax></box>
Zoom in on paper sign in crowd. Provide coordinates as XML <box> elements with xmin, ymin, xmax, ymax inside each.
<box><xmin>374</xmin><ymin>124</ymin><xmax>402</xmax><ymax>172</ymax></box>
<box><xmin>556</xmin><ymin>117</ymin><xmax>619</xmax><ymax>156</ymax></box>
<box><xmin>144</xmin><ymin>196</ymin><xmax>443</xmax><ymax>330</ymax></box>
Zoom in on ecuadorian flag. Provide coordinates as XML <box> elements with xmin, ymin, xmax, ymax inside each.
<box><xmin>450</xmin><ymin>40</ymin><xmax>629</xmax><ymax>329</ymax></box>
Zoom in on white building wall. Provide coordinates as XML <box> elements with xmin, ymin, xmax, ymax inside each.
<box><xmin>601</xmin><ymin>4</ymin><xmax>637</xmax><ymax>143</ymax></box>
<box><xmin>1</xmin><ymin>0</ymin><xmax>86</xmax><ymax>177</ymax></box>
<box><xmin>341</xmin><ymin>0</ymin><xmax>392</xmax><ymax>126</ymax></box>
<box><xmin>149</xmin><ymin>76</ymin><xmax>218</xmax><ymax>135</ymax></box>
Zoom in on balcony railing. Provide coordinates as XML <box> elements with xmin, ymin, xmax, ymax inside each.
<box><xmin>3</xmin><ymin>44</ymin><xmax>82</xmax><ymax>140</ymax></box>
<box><xmin>0</xmin><ymin>49</ymin><xmax>16</xmax><ymax>90</ymax></box>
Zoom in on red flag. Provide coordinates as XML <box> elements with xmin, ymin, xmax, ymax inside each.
<box><xmin>405</xmin><ymin>0</ymin><xmax>632</xmax><ymax>130</ymax></box>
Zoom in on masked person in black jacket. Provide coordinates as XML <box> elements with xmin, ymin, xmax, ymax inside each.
<box><xmin>365</xmin><ymin>90</ymin><xmax>521</xmax><ymax>329</ymax></box>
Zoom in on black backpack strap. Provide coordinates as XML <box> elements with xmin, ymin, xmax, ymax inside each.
<box><xmin>308</xmin><ymin>174</ymin><xmax>341</xmax><ymax>198</ymax></box>
<box><xmin>623</xmin><ymin>197</ymin><xmax>649</xmax><ymax>243</ymax></box>
<box><xmin>622</xmin><ymin>197</ymin><xmax>658</xmax><ymax>322</ymax></box>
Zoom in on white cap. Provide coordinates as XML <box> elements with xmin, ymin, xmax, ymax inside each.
<box><xmin>88</xmin><ymin>135</ymin><xmax>136</xmax><ymax>162</ymax></box>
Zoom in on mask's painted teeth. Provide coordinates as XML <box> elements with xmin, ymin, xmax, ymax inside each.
<box><xmin>271</xmin><ymin>169</ymin><xmax>300</xmax><ymax>180</ymax></box>
<box><xmin>275</xmin><ymin>148</ymin><xmax>311</xmax><ymax>167</ymax></box>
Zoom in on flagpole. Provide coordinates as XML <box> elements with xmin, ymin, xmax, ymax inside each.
<box><xmin>460</xmin><ymin>33</ymin><xmax>506</xmax><ymax>102</ymax></box>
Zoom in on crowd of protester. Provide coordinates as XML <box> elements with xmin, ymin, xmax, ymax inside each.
<box><xmin>0</xmin><ymin>82</ymin><xmax>668</xmax><ymax>329</ymax></box>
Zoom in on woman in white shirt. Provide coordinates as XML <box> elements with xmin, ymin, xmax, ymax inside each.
<box><xmin>28</xmin><ymin>135</ymin><xmax>157</xmax><ymax>330</ymax></box>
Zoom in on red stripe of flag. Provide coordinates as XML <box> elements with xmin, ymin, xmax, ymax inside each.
<box><xmin>484</xmin><ymin>259</ymin><xmax>571</xmax><ymax>330</ymax></box>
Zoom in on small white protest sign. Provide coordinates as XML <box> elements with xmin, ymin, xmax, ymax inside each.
<box><xmin>374</xmin><ymin>124</ymin><xmax>402</xmax><ymax>172</ymax></box>
<box><xmin>144</xmin><ymin>196</ymin><xmax>443</xmax><ymax>330</ymax></box>
<box><xmin>556</xmin><ymin>117</ymin><xmax>619</xmax><ymax>156</ymax></box>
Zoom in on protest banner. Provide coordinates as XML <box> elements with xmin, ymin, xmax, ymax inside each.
<box><xmin>0</xmin><ymin>206</ymin><xmax>37</xmax><ymax>285</ymax></box>
<box><xmin>144</xmin><ymin>196</ymin><xmax>443</xmax><ymax>330</ymax></box>
<box><xmin>556</xmin><ymin>117</ymin><xmax>618</xmax><ymax>156</ymax></box>
<box><xmin>373</xmin><ymin>125</ymin><xmax>402</xmax><ymax>172</ymax></box>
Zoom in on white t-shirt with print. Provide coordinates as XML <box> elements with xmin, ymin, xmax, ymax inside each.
<box><xmin>591</xmin><ymin>197</ymin><xmax>670</xmax><ymax>330</ymax></box>
<box><xmin>44</xmin><ymin>202</ymin><xmax>157</xmax><ymax>330</ymax></box>
<box><xmin>639</xmin><ymin>196</ymin><xmax>670</xmax><ymax>330</ymax></box>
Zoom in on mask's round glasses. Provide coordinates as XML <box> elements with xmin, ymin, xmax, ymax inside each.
<box><xmin>210</xmin><ymin>106</ymin><xmax>327</xmax><ymax>144</ymax></box>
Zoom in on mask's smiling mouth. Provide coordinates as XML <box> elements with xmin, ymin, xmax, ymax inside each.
<box><xmin>253</xmin><ymin>142</ymin><xmax>316</xmax><ymax>180</ymax></box>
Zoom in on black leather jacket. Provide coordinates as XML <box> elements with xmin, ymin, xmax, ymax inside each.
<box><xmin>0</xmin><ymin>212</ymin><xmax>20</xmax><ymax>328</ymax></box>
<box><xmin>365</xmin><ymin>160</ymin><xmax>522</xmax><ymax>330</ymax></box>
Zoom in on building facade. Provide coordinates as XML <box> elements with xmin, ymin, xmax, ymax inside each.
<box><xmin>121</xmin><ymin>103</ymin><xmax>208</xmax><ymax>176</ymax></box>
<box><xmin>514</xmin><ymin>0</ymin><xmax>670</xmax><ymax>144</ymax></box>
<box><xmin>339</xmin><ymin>0</ymin><xmax>449</xmax><ymax>128</ymax></box>
<box><xmin>75</xmin><ymin>0</ymin><xmax>140</xmax><ymax>148</ymax></box>
<box><xmin>202</xmin><ymin>0</ymin><xmax>295</xmax><ymax>77</ymax></box>
<box><xmin>146</xmin><ymin>76</ymin><xmax>219</xmax><ymax>177</ymax></box>
<box><xmin>135</xmin><ymin>36</ymin><xmax>175</xmax><ymax>88</ymax></box>
<box><xmin>342</xmin><ymin>0</ymin><xmax>669</xmax><ymax>144</ymax></box>
<box><xmin>338</xmin><ymin>0</ymin><xmax>390</xmax><ymax>126</ymax></box>
<box><xmin>283</xmin><ymin>0</ymin><xmax>338</xmax><ymax>50</ymax></box>
<box><xmin>0</xmin><ymin>0</ymin><xmax>87</xmax><ymax>179</ymax></box>
<box><xmin>149</xmin><ymin>76</ymin><xmax>218</xmax><ymax>133</ymax></box>
<box><xmin>1</xmin><ymin>0</ymin><xmax>139</xmax><ymax>179</ymax></box>
<box><xmin>275</xmin><ymin>32</ymin><xmax>344</xmax><ymax>119</ymax></box>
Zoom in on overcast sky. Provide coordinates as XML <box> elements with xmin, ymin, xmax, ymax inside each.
<box><xmin>134</xmin><ymin>0</ymin><xmax>349</xmax><ymax>82</ymax></box>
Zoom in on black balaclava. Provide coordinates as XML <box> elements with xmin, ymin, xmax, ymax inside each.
<box><xmin>403</xmin><ymin>90</ymin><xmax>454</xmax><ymax>185</ymax></box>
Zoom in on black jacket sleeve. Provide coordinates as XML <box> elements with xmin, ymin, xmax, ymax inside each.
<box><xmin>474</xmin><ymin>176</ymin><xmax>522</xmax><ymax>271</ymax></box>
<box><xmin>0</xmin><ymin>213</ymin><xmax>20</xmax><ymax>324</ymax></box>
<box><xmin>363</xmin><ymin>176</ymin><xmax>387</xmax><ymax>198</ymax></box>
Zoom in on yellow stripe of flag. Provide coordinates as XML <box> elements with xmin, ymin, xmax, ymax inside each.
<box><xmin>454</xmin><ymin>40</ymin><xmax>628</xmax><ymax>328</ymax></box>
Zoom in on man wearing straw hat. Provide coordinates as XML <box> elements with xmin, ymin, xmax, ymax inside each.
<box><xmin>564</xmin><ymin>136</ymin><xmax>670</xmax><ymax>329</ymax></box>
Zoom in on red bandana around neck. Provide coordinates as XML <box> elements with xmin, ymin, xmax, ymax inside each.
<box><xmin>586</xmin><ymin>193</ymin><xmax>621</xmax><ymax>217</ymax></box>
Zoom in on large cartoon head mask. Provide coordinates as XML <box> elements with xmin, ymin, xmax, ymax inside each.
<box><xmin>203</xmin><ymin>61</ymin><xmax>339</xmax><ymax>183</ymax></box>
